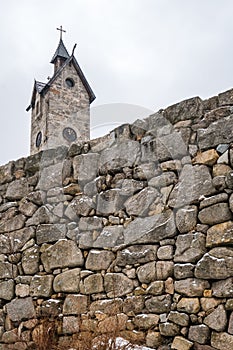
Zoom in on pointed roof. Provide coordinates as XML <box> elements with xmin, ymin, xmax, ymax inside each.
<box><xmin>50</xmin><ymin>38</ymin><xmax>70</xmax><ymax>63</ymax></box>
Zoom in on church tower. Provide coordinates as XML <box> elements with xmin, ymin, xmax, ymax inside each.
<box><xmin>27</xmin><ymin>27</ymin><xmax>96</xmax><ymax>155</ymax></box>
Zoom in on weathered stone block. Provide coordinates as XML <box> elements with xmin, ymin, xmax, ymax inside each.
<box><xmin>0</xmin><ymin>214</ymin><xmax>26</xmax><ymax>234</ymax></box>
<box><xmin>159</xmin><ymin>322</ymin><xmax>180</xmax><ymax>336</ymax></box>
<box><xmin>93</xmin><ymin>225</ymin><xmax>124</xmax><ymax>248</ymax></box>
<box><xmin>6</xmin><ymin>297</ymin><xmax>36</xmax><ymax>322</ymax></box>
<box><xmin>197</xmin><ymin>115</ymin><xmax>233</xmax><ymax>149</ymax></box>
<box><xmin>116</xmin><ymin>245</ymin><xmax>158</xmax><ymax>266</ymax></box>
<box><xmin>99</xmin><ymin>140</ymin><xmax>140</xmax><ymax>173</ymax></box>
<box><xmin>63</xmin><ymin>294</ymin><xmax>88</xmax><ymax>315</ymax></box>
<box><xmin>30</xmin><ymin>275</ymin><xmax>53</xmax><ymax>297</ymax></box>
<box><xmin>85</xmin><ymin>250</ymin><xmax>115</xmax><ymax>270</ymax></box>
<box><xmin>36</xmin><ymin>224</ymin><xmax>66</xmax><ymax>244</ymax></box>
<box><xmin>63</xmin><ymin>316</ymin><xmax>79</xmax><ymax>334</ymax></box>
<box><xmin>171</xmin><ymin>336</ymin><xmax>193</xmax><ymax>350</ymax></box>
<box><xmin>177</xmin><ymin>297</ymin><xmax>200</xmax><ymax>314</ymax></box>
<box><xmin>192</xmin><ymin>149</ymin><xmax>219</xmax><ymax>166</ymax></box>
<box><xmin>212</xmin><ymin>277</ymin><xmax>233</xmax><ymax>297</ymax></box>
<box><xmin>41</xmin><ymin>240</ymin><xmax>84</xmax><ymax>272</ymax></box>
<box><xmin>73</xmin><ymin>153</ymin><xmax>99</xmax><ymax>184</ymax></box>
<box><xmin>174</xmin><ymin>264</ymin><xmax>195</xmax><ymax>279</ymax></box>
<box><xmin>0</xmin><ymin>280</ymin><xmax>14</xmax><ymax>300</ymax></box>
<box><xmin>198</xmin><ymin>202</ymin><xmax>232</xmax><ymax>225</ymax></box>
<box><xmin>204</xmin><ymin>304</ymin><xmax>227</xmax><ymax>332</ymax></box>
<box><xmin>69</xmin><ymin>194</ymin><xmax>93</xmax><ymax>216</ymax></box>
<box><xmin>211</xmin><ymin>217</ymin><xmax>233</xmax><ymax>237</ymax></box>
<box><xmin>146</xmin><ymin>281</ymin><xmax>164</xmax><ymax>295</ymax></box>
<box><xmin>175</xmin><ymin>205</ymin><xmax>198</xmax><ymax>233</ymax></box>
<box><xmin>174</xmin><ymin>232</ymin><xmax>206</xmax><ymax>263</ymax></box>
<box><xmin>145</xmin><ymin>295</ymin><xmax>171</xmax><ymax>313</ymax></box>
<box><xmin>188</xmin><ymin>324</ymin><xmax>210</xmax><ymax>344</ymax></box>
<box><xmin>104</xmin><ymin>273</ymin><xmax>134</xmax><ymax>298</ymax></box>
<box><xmin>164</xmin><ymin>96</ymin><xmax>203</xmax><ymax>124</ymax></box>
<box><xmin>124</xmin><ymin>187</ymin><xmax>159</xmax><ymax>217</ymax></box>
<box><xmin>79</xmin><ymin>216</ymin><xmax>103</xmax><ymax>231</ymax></box>
<box><xmin>6</xmin><ymin>178</ymin><xmax>29</xmax><ymax>200</ymax></box>
<box><xmin>136</xmin><ymin>262</ymin><xmax>156</xmax><ymax>283</ymax></box>
<box><xmin>211</xmin><ymin>331</ymin><xmax>233</xmax><ymax>350</ymax></box>
<box><xmin>174</xmin><ymin>278</ymin><xmax>210</xmax><ymax>297</ymax></box>
<box><xmin>97</xmin><ymin>189</ymin><xmax>124</xmax><ymax>215</ymax></box>
<box><xmin>124</xmin><ymin>209</ymin><xmax>176</xmax><ymax>245</ymax></box>
<box><xmin>168</xmin><ymin>311</ymin><xmax>189</xmax><ymax>327</ymax></box>
<box><xmin>156</xmin><ymin>261</ymin><xmax>174</xmax><ymax>280</ymax></box>
<box><xmin>53</xmin><ymin>268</ymin><xmax>81</xmax><ymax>293</ymax></box>
<box><xmin>82</xmin><ymin>273</ymin><xmax>104</xmax><ymax>294</ymax></box>
<box><xmin>133</xmin><ymin>314</ymin><xmax>159</xmax><ymax>329</ymax></box>
<box><xmin>169</xmin><ymin>164</ymin><xmax>215</xmax><ymax>208</ymax></box>
<box><xmin>22</xmin><ymin>246</ymin><xmax>40</xmax><ymax>275</ymax></box>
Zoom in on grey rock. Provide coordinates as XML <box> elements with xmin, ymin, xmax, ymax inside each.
<box><xmin>164</xmin><ymin>96</ymin><xmax>203</xmax><ymax>124</ymax></box>
<box><xmin>136</xmin><ymin>262</ymin><xmax>156</xmax><ymax>283</ymax></box>
<box><xmin>22</xmin><ymin>246</ymin><xmax>40</xmax><ymax>275</ymax></box>
<box><xmin>188</xmin><ymin>325</ymin><xmax>210</xmax><ymax>344</ymax></box>
<box><xmin>26</xmin><ymin>206</ymin><xmax>53</xmax><ymax>226</ymax></box>
<box><xmin>0</xmin><ymin>214</ymin><xmax>26</xmax><ymax>233</ymax></box>
<box><xmin>174</xmin><ymin>264</ymin><xmax>195</xmax><ymax>279</ymax></box>
<box><xmin>145</xmin><ymin>295</ymin><xmax>171</xmax><ymax>313</ymax></box>
<box><xmin>0</xmin><ymin>280</ymin><xmax>14</xmax><ymax>300</ymax></box>
<box><xmin>6</xmin><ymin>178</ymin><xmax>29</xmax><ymax>200</ymax></box>
<box><xmin>6</xmin><ymin>297</ymin><xmax>36</xmax><ymax>322</ymax></box>
<box><xmin>217</xmin><ymin>144</ymin><xmax>229</xmax><ymax>154</ymax></box>
<box><xmin>99</xmin><ymin>140</ymin><xmax>140</xmax><ymax>173</ymax></box>
<box><xmin>63</xmin><ymin>294</ymin><xmax>88</xmax><ymax>315</ymax></box>
<box><xmin>82</xmin><ymin>273</ymin><xmax>104</xmax><ymax>294</ymax></box>
<box><xmin>79</xmin><ymin>216</ymin><xmax>103</xmax><ymax>231</ymax></box>
<box><xmin>169</xmin><ymin>164</ymin><xmax>215</xmax><ymax>208</ymax></box>
<box><xmin>41</xmin><ymin>240</ymin><xmax>84</xmax><ymax>272</ymax></box>
<box><xmin>195</xmin><ymin>248</ymin><xmax>233</xmax><ymax>279</ymax></box>
<box><xmin>168</xmin><ymin>311</ymin><xmax>189</xmax><ymax>326</ymax></box>
<box><xmin>148</xmin><ymin>172</ymin><xmax>177</xmax><ymax>188</ymax></box>
<box><xmin>118</xmin><ymin>179</ymin><xmax>145</xmax><ymax>196</ymax></box>
<box><xmin>86</xmin><ymin>250</ymin><xmax>115</xmax><ymax>270</ymax></box>
<box><xmin>212</xmin><ymin>277</ymin><xmax>233</xmax><ymax>298</ymax></box>
<box><xmin>175</xmin><ymin>205</ymin><xmax>198</xmax><ymax>233</ymax></box>
<box><xmin>93</xmin><ymin>225</ymin><xmax>124</xmax><ymax>248</ymax></box>
<box><xmin>0</xmin><ymin>262</ymin><xmax>14</xmax><ymax>278</ymax></box>
<box><xmin>63</xmin><ymin>316</ymin><xmax>79</xmax><ymax>334</ymax></box>
<box><xmin>69</xmin><ymin>194</ymin><xmax>93</xmax><ymax>216</ymax></box>
<box><xmin>124</xmin><ymin>187</ymin><xmax>160</xmax><ymax>217</ymax></box>
<box><xmin>172</xmin><ymin>336</ymin><xmax>193</xmax><ymax>350</ymax></box>
<box><xmin>0</xmin><ymin>202</ymin><xmax>17</xmax><ymax>213</ymax></box>
<box><xmin>133</xmin><ymin>314</ymin><xmax>159</xmax><ymax>330</ymax></box>
<box><xmin>200</xmin><ymin>193</ymin><xmax>229</xmax><ymax>209</ymax></box>
<box><xmin>174</xmin><ymin>278</ymin><xmax>210</xmax><ymax>297</ymax></box>
<box><xmin>174</xmin><ymin>232</ymin><xmax>206</xmax><ymax>263</ymax></box>
<box><xmin>124</xmin><ymin>209</ymin><xmax>176</xmax><ymax>245</ymax></box>
<box><xmin>116</xmin><ymin>245</ymin><xmax>158</xmax><ymax>266</ymax></box>
<box><xmin>159</xmin><ymin>322</ymin><xmax>180</xmax><ymax>336</ymax></box>
<box><xmin>53</xmin><ymin>268</ymin><xmax>81</xmax><ymax>293</ymax></box>
<box><xmin>156</xmin><ymin>261</ymin><xmax>174</xmax><ymax>280</ymax></box>
<box><xmin>157</xmin><ymin>245</ymin><xmax>173</xmax><ymax>260</ymax></box>
<box><xmin>91</xmin><ymin>298</ymin><xmax>123</xmax><ymax>314</ymax></box>
<box><xmin>198</xmin><ymin>114</ymin><xmax>233</xmax><ymax>149</ymax></box>
<box><xmin>141</xmin><ymin>132</ymin><xmax>188</xmax><ymax>163</ymax></box>
<box><xmin>226</xmin><ymin>171</ymin><xmax>233</xmax><ymax>189</ymax></box>
<box><xmin>104</xmin><ymin>273</ymin><xmax>134</xmax><ymax>297</ymax></box>
<box><xmin>73</xmin><ymin>153</ymin><xmax>100</xmax><ymax>184</ymax></box>
<box><xmin>19</xmin><ymin>199</ymin><xmax>38</xmax><ymax>217</ymax></box>
<box><xmin>228</xmin><ymin>312</ymin><xmax>233</xmax><ymax>334</ymax></box>
<box><xmin>198</xmin><ymin>203</ymin><xmax>232</xmax><ymax>225</ymax></box>
<box><xmin>177</xmin><ymin>297</ymin><xmax>200</xmax><ymax>314</ymax></box>
<box><xmin>30</xmin><ymin>275</ymin><xmax>54</xmax><ymax>297</ymax></box>
<box><xmin>97</xmin><ymin>189</ymin><xmax>124</xmax><ymax>215</ymax></box>
<box><xmin>36</xmin><ymin>224</ymin><xmax>66</xmax><ymax>244</ymax></box>
<box><xmin>204</xmin><ymin>305</ymin><xmax>227</xmax><ymax>331</ymax></box>
<box><xmin>211</xmin><ymin>331</ymin><xmax>233</xmax><ymax>350</ymax></box>
<box><xmin>83</xmin><ymin>179</ymin><xmax>98</xmax><ymax>197</ymax></box>
<box><xmin>133</xmin><ymin>162</ymin><xmax>156</xmax><ymax>181</ymax></box>
<box><xmin>147</xmin><ymin>281</ymin><xmax>164</xmax><ymax>295</ymax></box>
<box><xmin>0</xmin><ymin>162</ymin><xmax>14</xmax><ymax>185</ymax></box>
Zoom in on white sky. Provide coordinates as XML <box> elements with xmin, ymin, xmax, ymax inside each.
<box><xmin>1</xmin><ymin>0</ymin><xmax>233</xmax><ymax>165</ymax></box>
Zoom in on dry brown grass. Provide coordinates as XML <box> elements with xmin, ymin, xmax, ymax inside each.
<box><xmin>30</xmin><ymin>314</ymin><xmax>135</xmax><ymax>350</ymax></box>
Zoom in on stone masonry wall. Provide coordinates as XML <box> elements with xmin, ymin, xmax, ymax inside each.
<box><xmin>2</xmin><ymin>88</ymin><xmax>233</xmax><ymax>349</ymax></box>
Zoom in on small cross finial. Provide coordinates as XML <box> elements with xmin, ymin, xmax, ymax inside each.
<box><xmin>56</xmin><ymin>25</ymin><xmax>66</xmax><ymax>40</ymax></box>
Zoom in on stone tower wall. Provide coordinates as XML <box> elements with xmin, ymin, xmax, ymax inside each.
<box><xmin>1</xmin><ymin>88</ymin><xmax>233</xmax><ymax>349</ymax></box>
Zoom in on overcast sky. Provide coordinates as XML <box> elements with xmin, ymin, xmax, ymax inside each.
<box><xmin>1</xmin><ymin>0</ymin><xmax>233</xmax><ymax>165</ymax></box>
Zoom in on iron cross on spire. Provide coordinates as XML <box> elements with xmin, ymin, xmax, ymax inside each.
<box><xmin>56</xmin><ymin>25</ymin><xmax>66</xmax><ymax>40</ymax></box>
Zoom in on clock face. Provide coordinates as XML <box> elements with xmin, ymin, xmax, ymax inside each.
<box><xmin>63</xmin><ymin>127</ymin><xmax>77</xmax><ymax>142</ymax></box>
<box><xmin>36</xmin><ymin>131</ymin><xmax>42</xmax><ymax>148</ymax></box>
